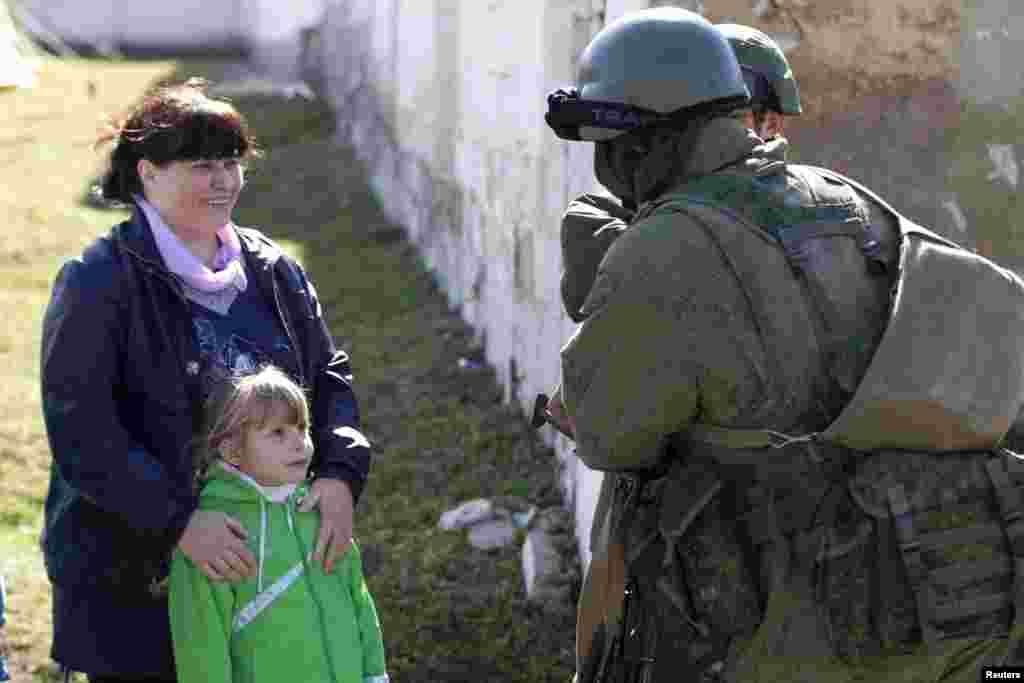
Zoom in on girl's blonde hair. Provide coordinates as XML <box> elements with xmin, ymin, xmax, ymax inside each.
<box><xmin>193</xmin><ymin>366</ymin><xmax>310</xmax><ymax>483</ymax></box>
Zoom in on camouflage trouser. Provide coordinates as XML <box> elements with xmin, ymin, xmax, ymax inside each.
<box><xmin>719</xmin><ymin>448</ymin><xmax>1024</xmax><ymax>682</ymax></box>
<box><xmin>577</xmin><ymin>449</ymin><xmax>1024</xmax><ymax>683</ymax></box>
<box><xmin>577</xmin><ymin>460</ymin><xmax>762</xmax><ymax>683</ymax></box>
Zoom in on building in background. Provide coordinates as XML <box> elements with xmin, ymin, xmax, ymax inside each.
<box><xmin>1</xmin><ymin>0</ymin><xmax>36</xmax><ymax>89</ymax></box>
<box><xmin>12</xmin><ymin>0</ymin><xmax>324</xmax><ymax>77</ymax></box>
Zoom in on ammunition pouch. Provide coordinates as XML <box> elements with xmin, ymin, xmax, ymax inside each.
<box><xmin>684</xmin><ymin>426</ymin><xmax>1024</xmax><ymax>671</ymax></box>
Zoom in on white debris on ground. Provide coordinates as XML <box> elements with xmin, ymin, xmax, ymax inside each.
<box><xmin>942</xmin><ymin>198</ymin><xmax>969</xmax><ymax>234</ymax></box>
<box><xmin>440</xmin><ymin>498</ymin><xmax>516</xmax><ymax>551</ymax></box>
<box><xmin>439</xmin><ymin>498</ymin><xmax>577</xmax><ymax>606</ymax></box>
<box><xmin>521</xmin><ymin>507</ymin><xmax>576</xmax><ymax>606</ymax></box>
<box><xmin>468</xmin><ymin>519</ymin><xmax>518</xmax><ymax>550</ymax></box>
<box><xmin>439</xmin><ymin>498</ymin><xmax>494</xmax><ymax>531</ymax></box>
<box><xmin>439</xmin><ymin>497</ymin><xmax>539</xmax><ymax>551</ymax></box>
<box><xmin>986</xmin><ymin>143</ymin><xmax>1020</xmax><ymax>189</ymax></box>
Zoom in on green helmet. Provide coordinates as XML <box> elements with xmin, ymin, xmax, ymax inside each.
<box><xmin>716</xmin><ymin>23</ymin><xmax>802</xmax><ymax>115</ymax></box>
<box><xmin>546</xmin><ymin>8</ymin><xmax>749</xmax><ymax>142</ymax></box>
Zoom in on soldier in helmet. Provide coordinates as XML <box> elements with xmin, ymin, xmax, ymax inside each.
<box><xmin>554</xmin><ymin>22</ymin><xmax>803</xmax><ymax>325</ymax></box>
<box><xmin>543</xmin><ymin>7</ymin><xmax>1024</xmax><ymax>683</ymax></box>
<box><xmin>719</xmin><ymin>23</ymin><xmax>802</xmax><ymax>143</ymax></box>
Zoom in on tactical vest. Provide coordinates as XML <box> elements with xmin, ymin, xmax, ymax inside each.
<box><xmin>612</xmin><ymin>165</ymin><xmax>1024</xmax><ymax>681</ymax></box>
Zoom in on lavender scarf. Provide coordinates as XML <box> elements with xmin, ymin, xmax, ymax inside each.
<box><xmin>135</xmin><ymin>196</ymin><xmax>248</xmax><ymax>313</ymax></box>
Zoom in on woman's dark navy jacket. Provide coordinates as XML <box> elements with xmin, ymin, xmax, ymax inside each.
<box><xmin>39</xmin><ymin>208</ymin><xmax>372</xmax><ymax>677</ymax></box>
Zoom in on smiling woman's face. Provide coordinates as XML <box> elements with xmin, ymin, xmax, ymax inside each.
<box><xmin>139</xmin><ymin>156</ymin><xmax>244</xmax><ymax>236</ymax></box>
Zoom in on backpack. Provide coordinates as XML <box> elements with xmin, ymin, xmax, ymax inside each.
<box><xmin>626</xmin><ymin>165</ymin><xmax>1024</xmax><ymax>679</ymax></box>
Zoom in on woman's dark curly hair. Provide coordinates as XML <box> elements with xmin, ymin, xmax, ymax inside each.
<box><xmin>96</xmin><ymin>77</ymin><xmax>260</xmax><ymax>204</ymax></box>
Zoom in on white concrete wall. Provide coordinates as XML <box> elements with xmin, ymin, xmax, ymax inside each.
<box><xmin>318</xmin><ymin>0</ymin><xmax>626</xmax><ymax>569</ymax></box>
<box><xmin>17</xmin><ymin>0</ymin><xmax>243</xmax><ymax>49</ymax></box>
<box><xmin>16</xmin><ymin>0</ymin><xmax>323</xmax><ymax>70</ymax></box>
<box><xmin>245</xmin><ymin>0</ymin><xmax>327</xmax><ymax>77</ymax></box>
<box><xmin>246</xmin><ymin>0</ymin><xmax>324</xmax><ymax>43</ymax></box>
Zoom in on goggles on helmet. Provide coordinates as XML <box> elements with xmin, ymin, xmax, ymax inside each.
<box><xmin>545</xmin><ymin>87</ymin><xmax>751</xmax><ymax>142</ymax></box>
<box><xmin>740</xmin><ymin>66</ymin><xmax>780</xmax><ymax>114</ymax></box>
<box><xmin>545</xmin><ymin>88</ymin><xmax>666</xmax><ymax>141</ymax></box>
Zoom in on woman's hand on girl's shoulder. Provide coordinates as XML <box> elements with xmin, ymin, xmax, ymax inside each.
<box><xmin>299</xmin><ymin>478</ymin><xmax>354</xmax><ymax>574</ymax></box>
<box><xmin>178</xmin><ymin>510</ymin><xmax>257</xmax><ymax>582</ymax></box>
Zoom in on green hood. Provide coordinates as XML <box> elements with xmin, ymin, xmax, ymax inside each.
<box><xmin>199</xmin><ymin>462</ymin><xmax>308</xmax><ymax>505</ymax></box>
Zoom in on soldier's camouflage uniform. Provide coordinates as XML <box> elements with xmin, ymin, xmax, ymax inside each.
<box><xmin>562</xmin><ymin>117</ymin><xmax>1024</xmax><ymax>682</ymax></box>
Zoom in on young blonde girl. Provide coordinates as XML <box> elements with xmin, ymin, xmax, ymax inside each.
<box><xmin>169</xmin><ymin>366</ymin><xmax>388</xmax><ymax>683</ymax></box>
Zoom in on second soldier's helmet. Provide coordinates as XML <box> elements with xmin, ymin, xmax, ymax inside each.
<box><xmin>545</xmin><ymin>8</ymin><xmax>749</xmax><ymax>142</ymax></box>
<box><xmin>717</xmin><ymin>23</ymin><xmax>802</xmax><ymax>116</ymax></box>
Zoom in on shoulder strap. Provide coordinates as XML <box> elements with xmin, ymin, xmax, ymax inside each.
<box><xmin>671</xmin><ymin>168</ymin><xmax>886</xmax><ymax>450</ymax></box>
<box><xmin>688</xmin><ymin>423</ymin><xmax>817</xmax><ymax>451</ymax></box>
<box><xmin>653</xmin><ymin>169</ymin><xmax>886</xmax><ymax>266</ymax></box>
<box><xmin>802</xmin><ymin>165</ymin><xmax>962</xmax><ymax>250</ymax></box>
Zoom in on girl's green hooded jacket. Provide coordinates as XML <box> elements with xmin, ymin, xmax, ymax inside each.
<box><xmin>169</xmin><ymin>463</ymin><xmax>388</xmax><ymax>683</ymax></box>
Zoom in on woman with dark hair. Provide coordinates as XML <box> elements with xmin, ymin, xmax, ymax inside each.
<box><xmin>39</xmin><ymin>78</ymin><xmax>373</xmax><ymax>683</ymax></box>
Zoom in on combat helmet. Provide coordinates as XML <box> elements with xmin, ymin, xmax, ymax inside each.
<box><xmin>716</xmin><ymin>23</ymin><xmax>802</xmax><ymax>115</ymax></box>
<box><xmin>545</xmin><ymin>7</ymin><xmax>750</xmax><ymax>142</ymax></box>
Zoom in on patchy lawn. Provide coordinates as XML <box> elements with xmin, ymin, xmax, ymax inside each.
<box><xmin>0</xmin><ymin>56</ymin><xmax>179</xmax><ymax>681</ymax></box>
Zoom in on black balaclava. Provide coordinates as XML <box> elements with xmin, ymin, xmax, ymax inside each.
<box><xmin>593</xmin><ymin>117</ymin><xmax>709</xmax><ymax>208</ymax></box>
